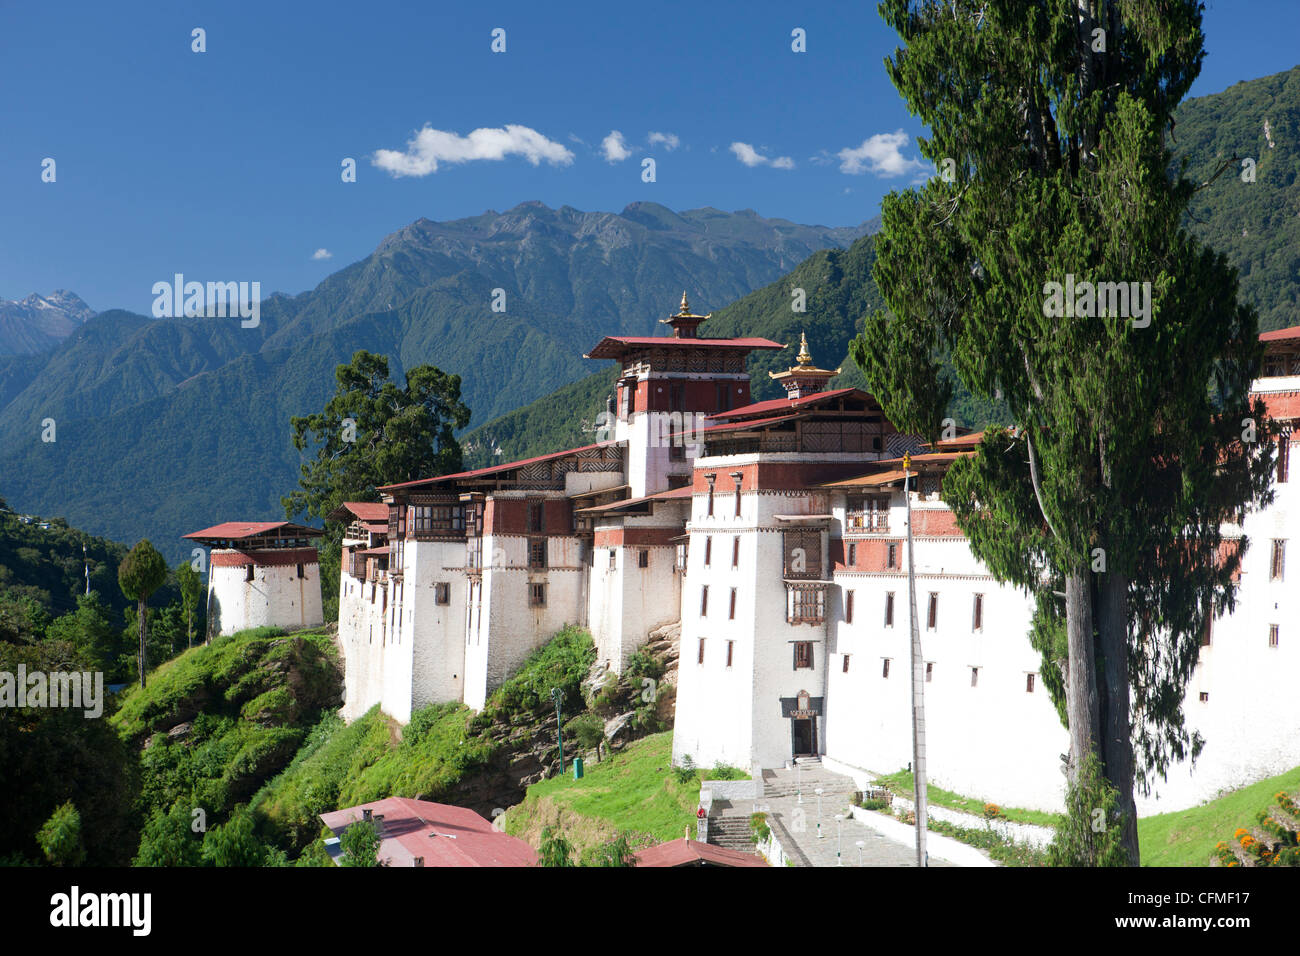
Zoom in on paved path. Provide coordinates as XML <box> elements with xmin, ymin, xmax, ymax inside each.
<box><xmin>756</xmin><ymin>761</ymin><xmax>955</xmax><ymax>868</ymax></box>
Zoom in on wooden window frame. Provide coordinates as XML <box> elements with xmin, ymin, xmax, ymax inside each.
<box><xmin>927</xmin><ymin>592</ymin><xmax>939</xmax><ymax>630</ymax></box>
<box><xmin>845</xmin><ymin>589</ymin><xmax>855</xmax><ymax>624</ymax></box>
<box><xmin>794</xmin><ymin>642</ymin><xmax>814</xmax><ymax>670</ymax></box>
<box><xmin>729</xmin><ymin>588</ymin><xmax>737</xmax><ymax>620</ymax></box>
<box><xmin>885</xmin><ymin>592</ymin><xmax>895</xmax><ymax>627</ymax></box>
<box><xmin>700</xmin><ymin>586</ymin><xmax>709</xmax><ymax>617</ymax></box>
<box><xmin>731</xmin><ymin>536</ymin><xmax>740</xmax><ymax>568</ymax></box>
<box><xmin>972</xmin><ymin>593</ymin><xmax>984</xmax><ymax>632</ymax></box>
<box><xmin>528</xmin><ymin>583</ymin><xmax>547</xmax><ymax>607</ymax></box>
<box><xmin>435</xmin><ymin>582</ymin><xmax>450</xmax><ymax>606</ymax></box>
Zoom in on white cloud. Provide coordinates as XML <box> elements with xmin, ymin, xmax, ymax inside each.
<box><xmin>836</xmin><ymin>130</ymin><xmax>929</xmax><ymax>178</ymax></box>
<box><xmin>312</xmin><ymin>248</ymin><xmax>333</xmax><ymax>260</ymax></box>
<box><xmin>372</xmin><ymin>124</ymin><xmax>575</xmax><ymax>177</ymax></box>
<box><xmin>730</xmin><ymin>141</ymin><xmax>795</xmax><ymax>170</ymax></box>
<box><xmin>647</xmin><ymin>131</ymin><xmax>680</xmax><ymax>151</ymax></box>
<box><xmin>601</xmin><ymin>130</ymin><xmax>633</xmax><ymax>163</ymax></box>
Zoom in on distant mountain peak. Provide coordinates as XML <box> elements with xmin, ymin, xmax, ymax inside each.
<box><xmin>0</xmin><ymin>290</ymin><xmax>95</xmax><ymax>356</ymax></box>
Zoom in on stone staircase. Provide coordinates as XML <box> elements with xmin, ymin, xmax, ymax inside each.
<box><xmin>706</xmin><ymin>803</ymin><xmax>759</xmax><ymax>853</ymax></box>
<box><xmin>761</xmin><ymin>759</ymin><xmax>858</xmax><ymax>801</ymax></box>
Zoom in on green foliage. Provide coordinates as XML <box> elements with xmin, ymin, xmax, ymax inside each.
<box><xmin>706</xmin><ymin>763</ymin><xmax>748</xmax><ymax>781</ymax></box>
<box><xmin>252</xmin><ymin>708</ymin><xmax>393</xmax><ymax>852</ymax></box>
<box><xmin>672</xmin><ymin>754</ymin><xmax>697</xmax><ymax>785</ymax></box>
<box><xmin>624</xmin><ymin>649</ymin><xmax>666</xmax><ymax>685</ymax></box>
<box><xmin>339</xmin><ymin>819</ymin><xmax>383</xmax><ymax>867</ymax></box>
<box><xmin>537</xmin><ymin>826</ymin><xmax>575</xmax><ymax>867</ymax></box>
<box><xmin>44</xmin><ymin>592</ymin><xmax>123</xmax><ymax>680</ymax></box>
<box><xmin>582</xmin><ymin>832</ymin><xmax>636</xmax><ymax>867</ymax></box>
<box><xmin>750</xmin><ymin>812</ymin><xmax>771</xmax><ymax>844</ymax></box>
<box><xmin>201</xmin><ymin>804</ymin><xmax>268</xmax><ymax>867</ymax></box>
<box><xmin>118</xmin><ymin>539</ymin><xmax>169</xmax><ymax>689</ymax></box>
<box><xmin>175</xmin><ymin>561</ymin><xmax>202</xmax><ymax>649</ymax></box>
<box><xmin>564</xmin><ymin>712</ymin><xmax>607</xmax><ymax>760</ymax></box>
<box><xmin>0</xmin><ymin>638</ymin><xmax>138</xmax><ymax>865</ymax></box>
<box><xmin>484</xmin><ymin>626</ymin><xmax>595</xmax><ymax>720</ymax></box>
<box><xmin>36</xmin><ymin>801</ymin><xmax>85</xmax><ymax>866</ymax></box>
<box><xmin>134</xmin><ymin>800</ymin><xmax>203</xmax><ymax>867</ymax></box>
<box><xmin>0</xmin><ymin>508</ymin><xmax>136</xmax><ymax>621</ymax></box>
<box><xmin>1048</xmin><ymin>752</ymin><xmax>1130</xmax><ymax>867</ymax></box>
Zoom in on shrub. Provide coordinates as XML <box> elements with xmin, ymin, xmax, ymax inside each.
<box><xmin>537</xmin><ymin>826</ymin><xmax>575</xmax><ymax>867</ymax></box>
<box><xmin>36</xmin><ymin>801</ymin><xmax>85</xmax><ymax>867</ymax></box>
<box><xmin>673</xmin><ymin>755</ymin><xmax>697</xmax><ymax>785</ymax></box>
<box><xmin>861</xmin><ymin>798</ymin><xmax>889</xmax><ymax>812</ymax></box>
<box><xmin>485</xmin><ymin>627</ymin><xmax>595</xmax><ymax>719</ymax></box>
<box><xmin>707</xmin><ymin>763</ymin><xmax>747</xmax><ymax>781</ymax></box>
<box><xmin>339</xmin><ymin>819</ymin><xmax>382</xmax><ymax>867</ymax></box>
<box><xmin>625</xmin><ymin>649</ymin><xmax>665</xmax><ymax>685</ymax></box>
<box><xmin>750</xmin><ymin>813</ymin><xmax>771</xmax><ymax>844</ymax></box>
<box><xmin>1046</xmin><ymin>752</ymin><xmax>1129</xmax><ymax>867</ymax></box>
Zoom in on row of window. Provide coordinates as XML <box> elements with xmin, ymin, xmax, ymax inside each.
<box><xmin>694</xmin><ymin>638</ymin><xmax>815</xmax><ymax>669</ymax></box>
<box><xmin>702</xmin><ymin>472</ymin><xmax>744</xmax><ymax>518</ymax></box>
<box><xmin>700</xmin><ymin>535</ymin><xmax>742</xmax><ymax>569</ymax></box>
<box><xmin>243</xmin><ymin>563</ymin><xmax>307</xmax><ymax>581</ymax></box>
<box><xmin>856</xmin><ymin>655</ymin><xmax>1037</xmax><ymax>691</ymax></box>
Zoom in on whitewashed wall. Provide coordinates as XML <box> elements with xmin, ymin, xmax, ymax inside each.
<box><xmin>208</xmin><ymin>555</ymin><xmax>323</xmax><ymax>637</ymax></box>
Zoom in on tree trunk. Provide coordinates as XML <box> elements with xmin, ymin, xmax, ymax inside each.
<box><xmin>137</xmin><ymin>598</ymin><xmax>147</xmax><ymax>689</ymax></box>
<box><xmin>1096</xmin><ymin>568</ymin><xmax>1140</xmax><ymax>864</ymax></box>
<box><xmin>1064</xmin><ymin>568</ymin><xmax>1101</xmax><ymax>785</ymax></box>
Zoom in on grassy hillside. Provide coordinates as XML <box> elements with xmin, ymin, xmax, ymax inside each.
<box><xmin>1138</xmin><ymin>766</ymin><xmax>1300</xmax><ymax>866</ymax></box>
<box><xmin>502</xmin><ymin>731</ymin><xmax>703</xmax><ymax>857</ymax></box>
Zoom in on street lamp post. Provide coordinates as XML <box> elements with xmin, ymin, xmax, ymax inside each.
<box><xmin>835</xmin><ymin>814</ymin><xmax>844</xmax><ymax>866</ymax></box>
<box><xmin>855</xmin><ymin>839</ymin><xmax>865</xmax><ymax>867</ymax></box>
<box><xmin>815</xmin><ymin>787</ymin><xmax>824</xmax><ymax>839</ymax></box>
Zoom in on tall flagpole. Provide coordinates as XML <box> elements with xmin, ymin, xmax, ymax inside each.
<box><xmin>903</xmin><ymin>453</ymin><xmax>929</xmax><ymax>867</ymax></box>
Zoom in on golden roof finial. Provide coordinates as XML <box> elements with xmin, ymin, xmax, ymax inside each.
<box><xmin>796</xmin><ymin>331</ymin><xmax>814</xmax><ymax>366</ymax></box>
<box><xmin>679</xmin><ymin>291</ymin><xmax>690</xmax><ymax>315</ymax></box>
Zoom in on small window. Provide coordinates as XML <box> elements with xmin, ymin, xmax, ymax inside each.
<box><xmin>847</xmin><ymin>543</ymin><xmax>857</xmax><ymax>567</ymax></box>
<box><xmin>885</xmin><ymin>592</ymin><xmax>895</xmax><ymax>627</ymax></box>
<box><xmin>638</xmin><ymin>549</ymin><xmax>649</xmax><ymax>569</ymax></box>
<box><xmin>887</xmin><ymin>543</ymin><xmax>898</xmax><ymax>569</ymax></box>
<box><xmin>970</xmin><ymin>667</ymin><xmax>979</xmax><ymax>688</ymax></box>
<box><xmin>972</xmin><ymin>593</ymin><xmax>983</xmax><ymax>632</ymax></box>
<box><xmin>529</xmin><ymin>583</ymin><xmax>546</xmax><ymax>607</ymax></box>
<box><xmin>296</xmin><ymin>563</ymin><xmax>305</xmax><ymax>579</ymax></box>
<box><xmin>731</xmin><ymin>536</ymin><xmax>740</xmax><ymax>568</ymax></box>
<box><xmin>1278</xmin><ymin>434</ymin><xmax>1291</xmax><ymax>484</ymax></box>
<box><xmin>670</xmin><ymin>441</ymin><xmax>685</xmax><ymax>461</ymax></box>
<box><xmin>842</xmin><ymin>654</ymin><xmax>850</xmax><ymax>673</ymax></box>
<box><xmin>726</xmin><ymin>640</ymin><xmax>734</xmax><ymax>668</ymax></box>
<box><xmin>435</xmin><ymin>582</ymin><xmax>450</xmax><ymax>605</ymax></box>
<box><xmin>925</xmin><ymin>662</ymin><xmax>933</xmax><ymax>682</ymax></box>
<box><xmin>246</xmin><ymin>564</ymin><xmax>255</xmax><ymax>582</ymax></box>
<box><xmin>882</xmin><ymin>658</ymin><xmax>891</xmax><ymax>679</ymax></box>
<box><xmin>1199</xmin><ymin>691</ymin><xmax>1209</xmax><ymax>703</ymax></box>
<box><xmin>527</xmin><ymin>500</ymin><xmax>544</xmax><ymax>533</ymax></box>
<box><xmin>733</xmin><ymin>484</ymin><xmax>742</xmax><ymax>517</ymax></box>
<box><xmin>704</xmin><ymin>536</ymin><xmax>712</xmax><ymax>567</ymax></box>
<box><xmin>700</xmin><ymin>586</ymin><xmax>709</xmax><ymax>617</ymax></box>
<box><xmin>845</xmin><ymin>590</ymin><xmax>855</xmax><ymax>624</ymax></box>
<box><xmin>1026</xmin><ymin>673</ymin><xmax>1036</xmax><ymax>693</ymax></box>
<box><xmin>927</xmin><ymin>592</ymin><xmax>939</xmax><ymax>630</ymax></box>
<box><xmin>706</xmin><ymin>475</ymin><xmax>716</xmax><ymax>516</ymax></box>
<box><xmin>1271</xmin><ymin>539</ymin><xmax>1286</xmax><ymax>581</ymax></box>
<box><xmin>1269</xmin><ymin>624</ymin><xmax>1280</xmax><ymax>647</ymax></box>
<box><xmin>609</xmin><ymin>549</ymin><xmax>617</xmax><ymax>570</ymax></box>
<box><xmin>794</xmin><ymin>642</ymin><xmax>814</xmax><ymax>669</ymax></box>
<box><xmin>729</xmin><ymin>588</ymin><xmax>737</xmax><ymax>620</ymax></box>
<box><xmin>697</xmin><ymin>638</ymin><xmax>706</xmax><ymax>665</ymax></box>
<box><xmin>528</xmin><ymin>538</ymin><xmax>547</xmax><ymax>569</ymax></box>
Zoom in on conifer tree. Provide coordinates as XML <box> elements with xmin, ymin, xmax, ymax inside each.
<box><xmin>117</xmin><ymin>540</ymin><xmax>168</xmax><ymax>690</ymax></box>
<box><xmin>851</xmin><ymin>0</ymin><xmax>1276</xmax><ymax>863</ymax></box>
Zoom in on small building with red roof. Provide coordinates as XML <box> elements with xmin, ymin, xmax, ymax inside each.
<box><xmin>320</xmin><ymin>797</ymin><xmax>537</xmax><ymax>867</ymax></box>
<box><xmin>632</xmin><ymin>838</ymin><xmax>767</xmax><ymax>868</ymax></box>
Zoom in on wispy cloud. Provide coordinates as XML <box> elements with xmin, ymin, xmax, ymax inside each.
<box><xmin>601</xmin><ymin>130</ymin><xmax>633</xmax><ymax>163</ymax></box>
<box><xmin>730</xmin><ymin>142</ymin><xmax>795</xmax><ymax>170</ymax></box>
<box><xmin>312</xmin><ymin>248</ymin><xmax>333</xmax><ymax>260</ymax></box>
<box><xmin>647</xmin><ymin>131</ymin><xmax>680</xmax><ymax>151</ymax></box>
<box><xmin>372</xmin><ymin>124</ymin><xmax>574</xmax><ymax>177</ymax></box>
<box><xmin>836</xmin><ymin>130</ymin><xmax>928</xmax><ymax>178</ymax></box>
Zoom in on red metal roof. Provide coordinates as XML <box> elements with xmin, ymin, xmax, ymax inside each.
<box><xmin>706</xmin><ymin>388</ymin><xmax>872</xmax><ymax>422</ymax></box>
<box><xmin>320</xmin><ymin>797</ymin><xmax>537</xmax><ymax>867</ymax></box>
<box><xmin>378</xmin><ymin>441</ymin><xmax>623</xmax><ymax>490</ymax></box>
<box><xmin>183</xmin><ymin>521</ymin><xmax>323</xmax><ymax>540</ymax></box>
<box><xmin>332</xmin><ymin>501</ymin><xmax>390</xmax><ymax>522</ymax></box>
<box><xmin>1260</xmin><ymin>325</ymin><xmax>1300</xmax><ymax>343</ymax></box>
<box><xmin>633</xmin><ymin>838</ymin><xmax>768</xmax><ymax>868</ymax></box>
<box><xmin>575</xmin><ymin>484</ymin><xmax>694</xmax><ymax>514</ymax></box>
<box><xmin>585</xmin><ymin>335</ymin><xmax>784</xmax><ymax>360</ymax></box>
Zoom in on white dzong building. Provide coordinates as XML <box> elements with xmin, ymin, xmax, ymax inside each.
<box><xmin>335</xmin><ymin>303</ymin><xmax>1300</xmax><ymax>815</ymax></box>
<box><xmin>183</xmin><ymin>521</ymin><xmax>325</xmax><ymax>638</ymax></box>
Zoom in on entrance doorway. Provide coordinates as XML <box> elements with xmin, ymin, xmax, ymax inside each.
<box><xmin>791</xmin><ymin>717</ymin><xmax>816</xmax><ymax>757</ymax></box>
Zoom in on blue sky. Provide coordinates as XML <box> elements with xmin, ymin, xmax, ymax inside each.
<box><xmin>3</xmin><ymin>0</ymin><xmax>1297</xmax><ymax>315</ymax></box>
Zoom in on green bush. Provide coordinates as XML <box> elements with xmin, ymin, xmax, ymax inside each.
<box><xmin>484</xmin><ymin>627</ymin><xmax>595</xmax><ymax>720</ymax></box>
<box><xmin>750</xmin><ymin>812</ymin><xmax>771</xmax><ymax>844</ymax></box>
<box><xmin>673</xmin><ymin>755</ymin><xmax>697</xmax><ymax>785</ymax></box>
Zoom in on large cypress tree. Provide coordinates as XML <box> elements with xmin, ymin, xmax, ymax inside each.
<box><xmin>851</xmin><ymin>0</ymin><xmax>1276</xmax><ymax>863</ymax></box>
